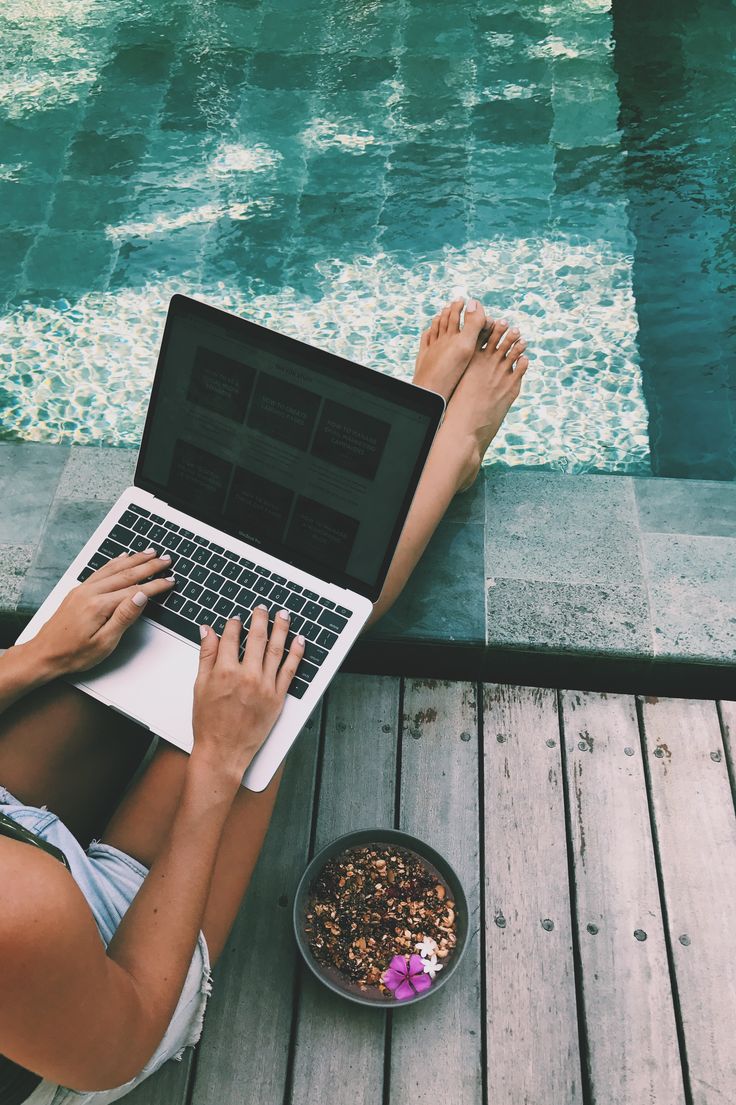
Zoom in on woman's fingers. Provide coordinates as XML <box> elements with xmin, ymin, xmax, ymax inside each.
<box><xmin>262</xmin><ymin>609</ymin><xmax>291</xmax><ymax>681</ymax></box>
<box><xmin>96</xmin><ymin>574</ymin><xmax>175</xmax><ymax>616</ymax></box>
<box><xmin>87</xmin><ymin>549</ymin><xmax>172</xmax><ymax>592</ymax></box>
<box><xmin>275</xmin><ymin>634</ymin><xmax>306</xmax><ymax>698</ymax></box>
<box><xmin>242</xmin><ymin>604</ymin><xmax>269</xmax><ymax>673</ymax></box>
<box><xmin>217</xmin><ymin>615</ymin><xmax>242</xmax><ymax>667</ymax></box>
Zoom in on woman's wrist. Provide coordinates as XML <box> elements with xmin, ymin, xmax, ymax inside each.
<box><xmin>187</xmin><ymin>743</ymin><xmax>245</xmax><ymax>798</ymax></box>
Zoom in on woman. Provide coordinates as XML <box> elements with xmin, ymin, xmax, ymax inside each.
<box><xmin>0</xmin><ymin>304</ymin><xmax>528</xmax><ymax>1105</ymax></box>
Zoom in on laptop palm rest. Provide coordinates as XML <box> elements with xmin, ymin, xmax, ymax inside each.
<box><xmin>72</xmin><ymin>620</ymin><xmax>197</xmax><ymax>745</ymax></box>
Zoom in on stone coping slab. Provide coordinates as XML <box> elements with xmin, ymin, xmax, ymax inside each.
<box><xmin>1</xmin><ymin>444</ymin><xmax>734</xmax><ymax>696</ymax></box>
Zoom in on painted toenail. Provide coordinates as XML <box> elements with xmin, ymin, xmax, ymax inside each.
<box><xmin>466</xmin><ymin>299</ymin><xmax>478</xmax><ymax>313</ymax></box>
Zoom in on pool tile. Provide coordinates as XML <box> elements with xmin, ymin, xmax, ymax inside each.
<box><xmin>0</xmin><ymin>444</ymin><xmax>69</xmax><ymax>544</ymax></box>
<box><xmin>0</xmin><ymin>545</ymin><xmax>34</xmax><ymax>609</ymax></box>
<box><xmin>0</xmin><ymin>231</ymin><xmax>33</xmax><ymax>300</ymax></box>
<box><xmin>321</xmin><ymin>55</ymin><xmax>397</xmax><ymax>93</ymax></box>
<box><xmin>110</xmin><ymin>225</ymin><xmax>205</xmax><ymax>288</ymax></box>
<box><xmin>635</xmin><ymin>477</ymin><xmax>736</xmax><ymax>538</ymax></box>
<box><xmin>22</xmin><ymin>231</ymin><xmax>115</xmax><ymax>296</ymax></box>
<box><xmin>162</xmin><ymin>49</ymin><xmax>250</xmax><ymax>130</ymax></box>
<box><xmin>471</xmin><ymin>97</ymin><xmax>554</xmax><ymax>146</ymax></box>
<box><xmin>31</xmin><ymin>499</ymin><xmax>113</xmax><ymax>574</ymax></box>
<box><xmin>297</xmin><ymin>193</ymin><xmax>382</xmax><ymax>255</ymax></box>
<box><xmin>0</xmin><ymin>183</ymin><xmax>52</xmax><ymax>230</ymax></box>
<box><xmin>641</xmin><ymin>532</ymin><xmax>736</xmax><ymax>662</ymax></box>
<box><xmin>367</xmin><ymin>520</ymin><xmax>485</xmax><ymax>644</ymax></box>
<box><xmin>487</xmin><ymin>578</ymin><xmax>652</xmax><ymax>657</ymax></box>
<box><xmin>304</xmin><ymin>147</ymin><xmax>389</xmax><ymax>196</ymax></box>
<box><xmin>67</xmin><ymin>130</ymin><xmax>148</xmax><ymax>179</ymax></box>
<box><xmin>485</xmin><ymin>471</ymin><xmax>643</xmax><ymax>586</ymax></box>
<box><xmin>55</xmin><ymin>447</ymin><xmax>136</xmax><ymax>502</ymax></box>
<box><xmin>48</xmin><ymin>179</ymin><xmax>130</xmax><ymax>233</ymax></box>
<box><xmin>250</xmin><ymin>52</ymin><xmax>321</xmax><ymax>90</ymax></box>
<box><xmin>378</xmin><ymin>194</ymin><xmax>469</xmax><ymax>252</ymax></box>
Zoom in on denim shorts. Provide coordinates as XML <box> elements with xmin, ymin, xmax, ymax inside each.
<box><xmin>0</xmin><ymin>783</ymin><xmax>213</xmax><ymax>1105</ymax></box>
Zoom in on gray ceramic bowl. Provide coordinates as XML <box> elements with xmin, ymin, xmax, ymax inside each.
<box><xmin>293</xmin><ymin>828</ymin><xmax>468</xmax><ymax>1008</ymax></box>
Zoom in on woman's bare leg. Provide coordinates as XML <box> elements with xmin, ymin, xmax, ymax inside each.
<box><xmin>0</xmin><ymin>679</ymin><xmax>152</xmax><ymax>847</ymax></box>
<box><xmin>102</xmin><ymin>304</ymin><xmax>530</xmax><ymax>971</ymax></box>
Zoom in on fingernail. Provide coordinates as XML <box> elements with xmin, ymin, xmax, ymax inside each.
<box><xmin>132</xmin><ymin>591</ymin><xmax>148</xmax><ymax>607</ymax></box>
<box><xmin>166</xmin><ymin>574</ymin><xmax>176</xmax><ymax>582</ymax></box>
<box><xmin>200</xmin><ymin>624</ymin><xmax>208</xmax><ymax>639</ymax></box>
<box><xmin>256</xmin><ymin>603</ymin><xmax>268</xmax><ymax>611</ymax></box>
<box><xmin>231</xmin><ymin>613</ymin><xmax>241</xmax><ymax>621</ymax></box>
<box><xmin>466</xmin><ymin>298</ymin><xmax>477</xmax><ymax>313</ymax></box>
<box><xmin>277</xmin><ymin>609</ymin><xmax>290</xmax><ymax>620</ymax></box>
<box><xmin>159</xmin><ymin>553</ymin><xmax>171</xmax><ymax>562</ymax></box>
<box><xmin>296</xmin><ymin>634</ymin><xmax>305</xmax><ymax>645</ymax></box>
<box><xmin>143</xmin><ymin>547</ymin><xmax>157</xmax><ymax>555</ymax></box>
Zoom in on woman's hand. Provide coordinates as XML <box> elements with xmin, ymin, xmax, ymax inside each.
<box><xmin>29</xmin><ymin>549</ymin><xmax>176</xmax><ymax>677</ymax></box>
<box><xmin>192</xmin><ymin>605</ymin><xmax>305</xmax><ymax>781</ymax></box>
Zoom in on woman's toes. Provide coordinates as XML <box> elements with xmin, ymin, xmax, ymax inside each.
<box><xmin>483</xmin><ymin>318</ymin><xmax>508</xmax><ymax>354</ymax></box>
<box><xmin>497</xmin><ymin>326</ymin><xmax>520</xmax><ymax>358</ymax></box>
<box><xmin>461</xmin><ymin>298</ymin><xmax>489</xmax><ymax>343</ymax></box>
<box><xmin>448</xmin><ymin>298</ymin><xmax>464</xmax><ymax>333</ymax></box>
<box><xmin>515</xmin><ymin>354</ymin><xmax>530</xmax><ymax>377</ymax></box>
<box><xmin>429</xmin><ymin>313</ymin><xmax>442</xmax><ymax>343</ymax></box>
<box><xmin>507</xmin><ymin>338</ymin><xmax>526</xmax><ymax>363</ymax></box>
<box><xmin>438</xmin><ymin>305</ymin><xmax>453</xmax><ymax>335</ymax></box>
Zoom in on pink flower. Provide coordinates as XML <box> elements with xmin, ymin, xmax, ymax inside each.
<box><xmin>382</xmin><ymin>954</ymin><xmax>433</xmax><ymax>1001</ymax></box>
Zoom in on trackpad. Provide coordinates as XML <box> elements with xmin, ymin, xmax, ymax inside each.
<box><xmin>72</xmin><ymin>619</ymin><xmax>198</xmax><ymax>747</ymax></box>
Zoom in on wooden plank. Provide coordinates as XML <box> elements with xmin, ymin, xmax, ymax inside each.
<box><xmin>719</xmin><ymin>699</ymin><xmax>736</xmax><ymax>812</ymax></box>
<box><xmin>190</xmin><ymin>705</ymin><xmax>323</xmax><ymax>1105</ymax></box>
<box><xmin>640</xmin><ymin>696</ymin><xmax>736</xmax><ymax>1105</ymax></box>
<box><xmin>389</xmin><ymin>678</ymin><xmax>482</xmax><ymax>1105</ymax></box>
<box><xmin>289</xmin><ymin>675</ymin><xmax>400</xmax><ymax>1105</ymax></box>
<box><xmin>483</xmin><ymin>684</ymin><xmax>583</xmax><ymax>1105</ymax></box>
<box><xmin>561</xmin><ymin>691</ymin><xmax>686</xmax><ymax>1105</ymax></box>
<box><xmin>125</xmin><ymin>1051</ymin><xmax>192</xmax><ymax>1105</ymax></box>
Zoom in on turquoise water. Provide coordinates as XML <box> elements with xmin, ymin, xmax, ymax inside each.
<box><xmin>0</xmin><ymin>0</ymin><xmax>723</xmax><ymax>476</ymax></box>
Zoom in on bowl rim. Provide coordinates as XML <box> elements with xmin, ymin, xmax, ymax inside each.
<box><xmin>292</xmin><ymin>827</ymin><xmax>469</xmax><ymax>1009</ymax></box>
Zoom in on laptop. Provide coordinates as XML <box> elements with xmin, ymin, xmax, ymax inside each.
<box><xmin>16</xmin><ymin>295</ymin><xmax>445</xmax><ymax>791</ymax></box>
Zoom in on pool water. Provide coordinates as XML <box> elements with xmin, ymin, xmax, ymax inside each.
<box><xmin>0</xmin><ymin>0</ymin><xmax>732</xmax><ymax>477</ymax></box>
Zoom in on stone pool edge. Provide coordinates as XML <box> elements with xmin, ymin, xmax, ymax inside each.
<box><xmin>1</xmin><ymin>444</ymin><xmax>734</xmax><ymax>698</ymax></box>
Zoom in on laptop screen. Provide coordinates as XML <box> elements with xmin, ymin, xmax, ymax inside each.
<box><xmin>135</xmin><ymin>296</ymin><xmax>444</xmax><ymax>602</ymax></box>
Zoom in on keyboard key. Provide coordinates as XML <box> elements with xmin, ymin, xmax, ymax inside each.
<box><xmin>100</xmin><ymin>537</ymin><xmax>126</xmax><ymax>558</ymax></box>
<box><xmin>290</xmin><ymin>614</ymin><xmax>306</xmax><ymax>633</ymax></box>
<box><xmin>270</xmin><ymin>584</ymin><xmax>289</xmax><ymax>605</ymax></box>
<box><xmin>296</xmin><ymin>659</ymin><xmax>318</xmax><ymax>683</ymax></box>
<box><xmin>215</xmin><ymin>597</ymin><xmax>234</xmax><ymax>617</ymax></box>
<box><xmin>205</xmin><ymin>571</ymin><xmax>226</xmax><ymax>591</ymax></box>
<box><xmin>289</xmin><ymin>583</ymin><xmax>303</xmax><ymax>593</ymax></box>
<box><xmin>149</xmin><ymin>525</ymin><xmax>167</xmax><ymax>543</ymax></box>
<box><xmin>254</xmin><ymin>578</ymin><xmax>273</xmax><ymax>596</ymax></box>
<box><xmin>145</xmin><ymin>602</ymin><xmax>200</xmax><ymax>643</ymax></box>
<box><xmin>133</xmin><ymin>517</ymin><xmax>153</xmax><ymax>535</ymax></box>
<box><xmin>236</xmin><ymin>586</ymin><xmax>258</xmax><ymax>607</ymax></box>
<box><xmin>335</xmin><ymin>606</ymin><xmax>353</xmax><ymax>618</ymax></box>
<box><xmin>304</xmin><ymin>641</ymin><xmax>328</xmax><ymax>665</ymax></box>
<box><xmin>221</xmin><ymin>579</ymin><xmax>240</xmax><ymax>599</ymax></box>
<box><xmin>288</xmin><ymin>678</ymin><xmax>309</xmax><ymax>700</ymax></box>
<box><xmin>183</xmin><ymin>581</ymin><xmax>204</xmax><ymax>601</ymax></box>
<box><xmin>302</xmin><ymin>621</ymin><xmax>322</xmax><ymax>641</ymax></box>
<box><xmin>131</xmin><ymin>534</ymin><xmax>150</xmax><ymax>552</ymax></box>
<box><xmin>190</xmin><ymin>564</ymin><xmax>210</xmax><ymax>584</ymax></box>
<box><xmin>286</xmin><ymin>592</ymin><xmax>305</xmax><ymax>613</ymax></box>
<box><xmin>110</xmin><ymin>523</ymin><xmax>135</xmax><ymax>544</ymax></box>
<box><xmin>194</xmin><ymin>535</ymin><xmax>208</xmax><ymax>546</ymax></box>
<box><xmin>209</xmin><ymin>554</ymin><xmax>227</xmax><ymax>573</ymax></box>
<box><xmin>164</xmin><ymin>591</ymin><xmax>186</xmax><ymax>612</ymax></box>
<box><xmin>209</xmin><ymin>543</ymin><xmax>224</xmax><ymax>554</ymax></box>
<box><xmin>222</xmin><ymin>560</ymin><xmax>241</xmax><ymax>580</ymax></box>
<box><xmin>320</xmin><ymin>598</ymin><xmax>336</xmax><ymax>610</ymax></box>
<box><xmin>224</xmin><ymin>549</ymin><xmax>239</xmax><ymax>562</ymax></box>
<box><xmin>175</xmin><ymin>557</ymin><xmax>195</xmax><ymax>577</ymax></box>
<box><xmin>318</xmin><ymin>628</ymin><xmax>338</xmax><ymax>648</ymax></box>
<box><xmin>162</xmin><ymin>531</ymin><xmax>181</xmax><ymax>550</ymax></box>
<box><xmin>238</xmin><ymin>568</ymin><xmax>258</xmax><ymax>588</ymax></box>
<box><xmin>318</xmin><ymin>609</ymin><xmax>348</xmax><ymax>633</ymax></box>
<box><xmin>178</xmin><ymin>539</ymin><xmax>197</xmax><ymax>558</ymax></box>
<box><xmin>239</xmin><ymin>558</ymin><xmax>255</xmax><ymax>570</ymax></box>
<box><xmin>192</xmin><ymin>546</ymin><xmax>210</xmax><ymax>564</ymax></box>
<box><xmin>181</xmin><ymin>600</ymin><xmax>201</xmax><ymax>621</ymax></box>
<box><xmin>199</xmin><ymin>588</ymin><xmax>219</xmax><ymax>608</ymax></box>
<box><xmin>303</xmin><ymin>589</ymin><xmax>319</xmax><ymax>601</ymax></box>
<box><xmin>89</xmin><ymin>553</ymin><xmax>109</xmax><ymax>570</ymax></box>
<box><xmin>77</xmin><ymin>566</ymin><xmax>93</xmax><ymax>582</ymax></box>
<box><xmin>302</xmin><ymin>600</ymin><xmax>321</xmax><ymax>621</ymax></box>
<box><xmin>197</xmin><ymin>608</ymin><xmax>217</xmax><ymax>626</ymax></box>
<box><xmin>150</xmin><ymin>514</ymin><xmax>165</xmax><ymax>524</ymax></box>
<box><xmin>270</xmin><ymin>573</ymin><xmax>286</xmax><ymax>584</ymax></box>
<box><xmin>119</xmin><ymin>509</ymin><xmax>139</xmax><ymax>528</ymax></box>
<box><xmin>179</xmin><ymin>528</ymin><xmax>194</xmax><ymax>538</ymax></box>
<box><xmin>128</xmin><ymin>504</ymin><xmax>149</xmax><ymax>517</ymax></box>
<box><xmin>163</xmin><ymin>520</ymin><xmax>179</xmax><ymax>531</ymax></box>
<box><xmin>213</xmin><ymin>616</ymin><xmax>227</xmax><ymax>635</ymax></box>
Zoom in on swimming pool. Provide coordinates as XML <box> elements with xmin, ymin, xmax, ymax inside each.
<box><xmin>0</xmin><ymin>0</ymin><xmax>732</xmax><ymax>478</ymax></box>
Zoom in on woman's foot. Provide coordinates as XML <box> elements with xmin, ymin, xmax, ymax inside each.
<box><xmin>413</xmin><ymin>297</ymin><xmax>490</xmax><ymax>400</ymax></box>
<box><xmin>442</xmin><ymin>318</ymin><xmax>530</xmax><ymax>492</ymax></box>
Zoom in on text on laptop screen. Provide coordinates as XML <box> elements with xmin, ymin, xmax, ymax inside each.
<box><xmin>138</xmin><ymin>312</ymin><xmax>436</xmax><ymax>594</ymax></box>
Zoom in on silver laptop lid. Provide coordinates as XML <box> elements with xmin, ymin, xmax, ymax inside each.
<box><xmin>134</xmin><ymin>294</ymin><xmax>445</xmax><ymax>603</ymax></box>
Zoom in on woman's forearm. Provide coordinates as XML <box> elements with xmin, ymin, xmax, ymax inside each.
<box><xmin>105</xmin><ymin>750</ymin><xmax>241</xmax><ymax>1073</ymax></box>
<box><xmin>0</xmin><ymin>640</ymin><xmax>61</xmax><ymax>715</ymax></box>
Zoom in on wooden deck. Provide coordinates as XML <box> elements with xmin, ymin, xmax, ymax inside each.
<box><xmin>127</xmin><ymin>677</ymin><xmax>736</xmax><ymax>1105</ymax></box>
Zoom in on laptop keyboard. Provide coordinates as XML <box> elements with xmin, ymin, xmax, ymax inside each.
<box><xmin>76</xmin><ymin>504</ymin><xmax>353</xmax><ymax>700</ymax></box>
